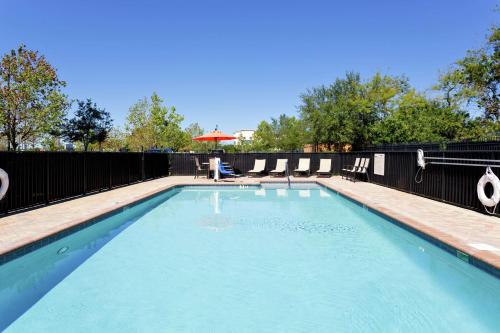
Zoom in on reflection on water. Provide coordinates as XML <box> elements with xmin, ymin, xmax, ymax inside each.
<box><xmin>255</xmin><ymin>189</ymin><xmax>266</xmax><ymax>197</ymax></box>
<box><xmin>299</xmin><ymin>189</ymin><xmax>311</xmax><ymax>198</ymax></box>
<box><xmin>276</xmin><ymin>189</ymin><xmax>287</xmax><ymax>197</ymax></box>
<box><xmin>210</xmin><ymin>191</ymin><xmax>221</xmax><ymax>214</ymax></box>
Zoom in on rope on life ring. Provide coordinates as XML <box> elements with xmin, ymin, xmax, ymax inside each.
<box><xmin>477</xmin><ymin>166</ymin><xmax>500</xmax><ymax>214</ymax></box>
<box><xmin>415</xmin><ymin>149</ymin><xmax>426</xmax><ymax>183</ymax></box>
<box><xmin>0</xmin><ymin>168</ymin><xmax>9</xmax><ymax>201</ymax></box>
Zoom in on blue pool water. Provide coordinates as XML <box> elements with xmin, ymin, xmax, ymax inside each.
<box><xmin>1</xmin><ymin>184</ymin><xmax>500</xmax><ymax>332</ymax></box>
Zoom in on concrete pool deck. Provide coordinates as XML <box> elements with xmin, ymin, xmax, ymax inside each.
<box><xmin>0</xmin><ymin>176</ymin><xmax>499</xmax><ymax>273</ymax></box>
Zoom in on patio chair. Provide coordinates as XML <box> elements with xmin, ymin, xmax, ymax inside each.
<box><xmin>341</xmin><ymin>157</ymin><xmax>361</xmax><ymax>180</ymax></box>
<box><xmin>293</xmin><ymin>158</ymin><xmax>311</xmax><ymax>177</ymax></box>
<box><xmin>222</xmin><ymin>156</ymin><xmax>235</xmax><ymax>169</ymax></box>
<box><xmin>218</xmin><ymin>163</ymin><xmax>237</xmax><ymax>179</ymax></box>
<box><xmin>247</xmin><ymin>159</ymin><xmax>266</xmax><ymax>177</ymax></box>
<box><xmin>194</xmin><ymin>157</ymin><xmax>208</xmax><ymax>179</ymax></box>
<box><xmin>353</xmin><ymin>158</ymin><xmax>370</xmax><ymax>182</ymax></box>
<box><xmin>221</xmin><ymin>160</ymin><xmax>235</xmax><ymax>173</ymax></box>
<box><xmin>270</xmin><ymin>159</ymin><xmax>288</xmax><ymax>177</ymax></box>
<box><xmin>209</xmin><ymin>158</ymin><xmax>216</xmax><ymax>179</ymax></box>
<box><xmin>345</xmin><ymin>158</ymin><xmax>365</xmax><ymax>181</ymax></box>
<box><xmin>316</xmin><ymin>159</ymin><xmax>332</xmax><ymax>177</ymax></box>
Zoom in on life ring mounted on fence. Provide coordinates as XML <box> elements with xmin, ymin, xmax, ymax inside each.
<box><xmin>477</xmin><ymin>167</ymin><xmax>500</xmax><ymax>214</ymax></box>
<box><xmin>0</xmin><ymin>168</ymin><xmax>9</xmax><ymax>201</ymax></box>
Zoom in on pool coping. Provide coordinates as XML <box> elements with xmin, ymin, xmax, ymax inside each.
<box><xmin>0</xmin><ymin>178</ymin><xmax>499</xmax><ymax>279</ymax></box>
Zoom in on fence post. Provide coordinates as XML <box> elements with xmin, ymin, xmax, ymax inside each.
<box><xmin>441</xmin><ymin>151</ymin><xmax>445</xmax><ymax>201</ymax></box>
<box><xmin>45</xmin><ymin>152</ymin><xmax>50</xmax><ymax>204</ymax></box>
<box><xmin>141</xmin><ymin>151</ymin><xmax>145</xmax><ymax>181</ymax></box>
<box><xmin>109</xmin><ymin>154</ymin><xmax>113</xmax><ymax>189</ymax></box>
<box><xmin>83</xmin><ymin>153</ymin><xmax>87</xmax><ymax>195</ymax></box>
<box><xmin>128</xmin><ymin>154</ymin><xmax>131</xmax><ymax>184</ymax></box>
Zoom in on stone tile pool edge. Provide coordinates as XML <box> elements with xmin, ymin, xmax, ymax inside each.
<box><xmin>0</xmin><ymin>179</ymin><xmax>499</xmax><ymax>280</ymax></box>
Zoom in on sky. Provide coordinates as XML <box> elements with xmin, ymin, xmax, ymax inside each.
<box><xmin>1</xmin><ymin>0</ymin><xmax>498</xmax><ymax>134</ymax></box>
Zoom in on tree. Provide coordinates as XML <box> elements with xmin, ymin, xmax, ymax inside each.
<box><xmin>252</xmin><ymin>120</ymin><xmax>277</xmax><ymax>151</ymax></box>
<box><xmin>125</xmin><ymin>93</ymin><xmax>188</xmax><ymax>151</ymax></box>
<box><xmin>185</xmin><ymin>122</ymin><xmax>209</xmax><ymax>152</ymax></box>
<box><xmin>185</xmin><ymin>122</ymin><xmax>204</xmax><ymax>138</ymax></box>
<box><xmin>273</xmin><ymin>115</ymin><xmax>306</xmax><ymax>151</ymax></box>
<box><xmin>125</xmin><ymin>97</ymin><xmax>155</xmax><ymax>150</ymax></box>
<box><xmin>371</xmin><ymin>90</ymin><xmax>468</xmax><ymax>143</ymax></box>
<box><xmin>97</xmin><ymin>127</ymin><xmax>127</xmax><ymax>151</ymax></box>
<box><xmin>0</xmin><ymin>45</ymin><xmax>69</xmax><ymax>150</ymax></box>
<box><xmin>299</xmin><ymin>72</ymin><xmax>408</xmax><ymax>150</ymax></box>
<box><xmin>436</xmin><ymin>27</ymin><xmax>500</xmax><ymax>121</ymax></box>
<box><xmin>62</xmin><ymin>99</ymin><xmax>112</xmax><ymax>151</ymax></box>
<box><xmin>251</xmin><ymin>115</ymin><xmax>306</xmax><ymax>151</ymax></box>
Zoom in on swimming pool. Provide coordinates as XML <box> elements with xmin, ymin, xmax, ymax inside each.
<box><xmin>1</xmin><ymin>184</ymin><xmax>499</xmax><ymax>332</ymax></box>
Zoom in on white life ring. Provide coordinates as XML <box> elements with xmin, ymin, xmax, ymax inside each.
<box><xmin>417</xmin><ymin>149</ymin><xmax>425</xmax><ymax>169</ymax></box>
<box><xmin>477</xmin><ymin>167</ymin><xmax>500</xmax><ymax>208</ymax></box>
<box><xmin>0</xmin><ymin>168</ymin><xmax>9</xmax><ymax>200</ymax></box>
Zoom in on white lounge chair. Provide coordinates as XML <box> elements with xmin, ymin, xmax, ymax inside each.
<box><xmin>270</xmin><ymin>159</ymin><xmax>288</xmax><ymax>177</ymax></box>
<box><xmin>293</xmin><ymin>158</ymin><xmax>311</xmax><ymax>176</ymax></box>
<box><xmin>247</xmin><ymin>159</ymin><xmax>266</xmax><ymax>177</ymax></box>
<box><xmin>341</xmin><ymin>157</ymin><xmax>361</xmax><ymax>179</ymax></box>
<box><xmin>353</xmin><ymin>158</ymin><xmax>370</xmax><ymax>182</ymax></box>
<box><xmin>316</xmin><ymin>159</ymin><xmax>332</xmax><ymax>177</ymax></box>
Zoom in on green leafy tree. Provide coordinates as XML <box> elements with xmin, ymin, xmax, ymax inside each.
<box><xmin>371</xmin><ymin>91</ymin><xmax>468</xmax><ymax>143</ymax></box>
<box><xmin>299</xmin><ymin>72</ymin><xmax>408</xmax><ymax>150</ymax></box>
<box><xmin>252</xmin><ymin>120</ymin><xmax>277</xmax><ymax>151</ymax></box>
<box><xmin>236</xmin><ymin>133</ymin><xmax>253</xmax><ymax>152</ymax></box>
<box><xmin>125</xmin><ymin>93</ymin><xmax>188</xmax><ymax>151</ymax></box>
<box><xmin>125</xmin><ymin>97</ymin><xmax>154</xmax><ymax>150</ymax></box>
<box><xmin>62</xmin><ymin>99</ymin><xmax>113</xmax><ymax>151</ymax></box>
<box><xmin>97</xmin><ymin>127</ymin><xmax>127</xmax><ymax>151</ymax></box>
<box><xmin>251</xmin><ymin>115</ymin><xmax>306</xmax><ymax>151</ymax></box>
<box><xmin>0</xmin><ymin>45</ymin><xmax>69</xmax><ymax>150</ymax></box>
<box><xmin>185</xmin><ymin>122</ymin><xmax>209</xmax><ymax>152</ymax></box>
<box><xmin>274</xmin><ymin>115</ymin><xmax>306</xmax><ymax>151</ymax></box>
<box><xmin>436</xmin><ymin>27</ymin><xmax>500</xmax><ymax>121</ymax></box>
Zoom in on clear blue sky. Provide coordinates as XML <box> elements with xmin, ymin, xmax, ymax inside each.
<box><xmin>1</xmin><ymin>0</ymin><xmax>498</xmax><ymax>133</ymax></box>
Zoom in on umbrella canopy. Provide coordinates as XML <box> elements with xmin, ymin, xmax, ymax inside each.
<box><xmin>193</xmin><ymin>129</ymin><xmax>236</xmax><ymax>142</ymax></box>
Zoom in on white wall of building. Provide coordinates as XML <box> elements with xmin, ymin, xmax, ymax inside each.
<box><xmin>233</xmin><ymin>129</ymin><xmax>255</xmax><ymax>144</ymax></box>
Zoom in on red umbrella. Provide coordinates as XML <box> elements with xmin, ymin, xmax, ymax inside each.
<box><xmin>193</xmin><ymin>127</ymin><xmax>236</xmax><ymax>148</ymax></box>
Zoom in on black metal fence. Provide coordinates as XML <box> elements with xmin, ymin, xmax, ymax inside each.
<box><xmin>362</xmin><ymin>140</ymin><xmax>500</xmax><ymax>152</ymax></box>
<box><xmin>0</xmin><ymin>152</ymin><xmax>170</xmax><ymax>214</ymax></box>
<box><xmin>2</xmin><ymin>148</ymin><xmax>499</xmax><ymax>216</ymax></box>
<box><xmin>170</xmin><ymin>151</ymin><xmax>500</xmax><ymax>215</ymax></box>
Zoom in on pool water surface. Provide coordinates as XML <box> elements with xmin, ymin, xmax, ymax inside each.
<box><xmin>1</xmin><ymin>185</ymin><xmax>499</xmax><ymax>332</ymax></box>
